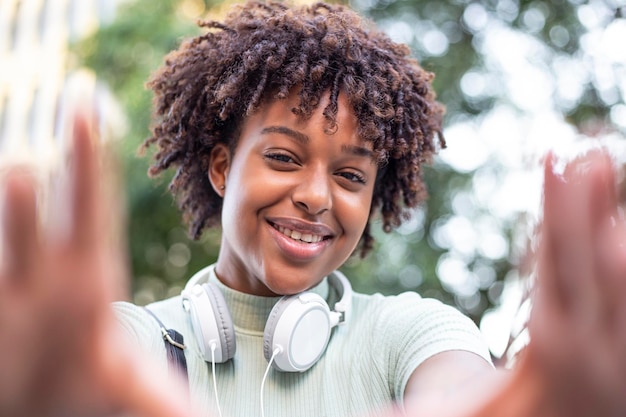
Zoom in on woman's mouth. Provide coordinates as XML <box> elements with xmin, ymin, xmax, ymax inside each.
<box><xmin>266</xmin><ymin>220</ymin><xmax>335</xmax><ymax>261</ymax></box>
<box><xmin>273</xmin><ymin>224</ymin><xmax>326</xmax><ymax>243</ymax></box>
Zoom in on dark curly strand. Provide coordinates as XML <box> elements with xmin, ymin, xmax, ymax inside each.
<box><xmin>144</xmin><ymin>0</ymin><xmax>445</xmax><ymax>257</ymax></box>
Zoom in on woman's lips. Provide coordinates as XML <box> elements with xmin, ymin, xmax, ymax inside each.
<box><xmin>267</xmin><ymin>219</ymin><xmax>334</xmax><ymax>260</ymax></box>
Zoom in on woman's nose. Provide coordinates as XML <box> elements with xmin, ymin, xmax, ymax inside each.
<box><xmin>291</xmin><ymin>169</ymin><xmax>332</xmax><ymax>215</ymax></box>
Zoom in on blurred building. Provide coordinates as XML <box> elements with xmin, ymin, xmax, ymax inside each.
<box><xmin>0</xmin><ymin>0</ymin><xmax>122</xmax><ymax>172</ymax></box>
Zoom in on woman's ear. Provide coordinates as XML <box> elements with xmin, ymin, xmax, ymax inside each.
<box><xmin>208</xmin><ymin>144</ymin><xmax>231</xmax><ymax>197</ymax></box>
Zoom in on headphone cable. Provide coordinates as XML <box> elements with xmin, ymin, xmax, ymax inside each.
<box><xmin>211</xmin><ymin>343</ymin><xmax>224</xmax><ymax>417</ymax></box>
<box><xmin>260</xmin><ymin>346</ymin><xmax>282</xmax><ymax>417</ymax></box>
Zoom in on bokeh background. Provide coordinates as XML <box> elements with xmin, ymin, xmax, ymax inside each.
<box><xmin>2</xmin><ymin>0</ymin><xmax>625</xmax><ymax>362</ymax></box>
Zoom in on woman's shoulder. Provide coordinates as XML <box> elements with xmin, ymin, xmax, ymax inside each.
<box><xmin>351</xmin><ymin>288</ymin><xmax>456</xmax><ymax>319</ymax></box>
<box><xmin>349</xmin><ymin>289</ymin><xmax>486</xmax><ymax>351</ymax></box>
<box><xmin>112</xmin><ymin>296</ymin><xmax>187</xmax><ymax>352</ymax></box>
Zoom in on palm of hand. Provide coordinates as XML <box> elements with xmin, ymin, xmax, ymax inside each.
<box><xmin>0</xmin><ymin>114</ymin><xmax>193</xmax><ymax>417</ymax></box>
<box><xmin>525</xmin><ymin>150</ymin><xmax>626</xmax><ymax>417</ymax></box>
<box><xmin>469</xmin><ymin>151</ymin><xmax>626</xmax><ymax>417</ymax></box>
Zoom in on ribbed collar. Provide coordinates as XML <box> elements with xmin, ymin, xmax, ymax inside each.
<box><xmin>206</xmin><ymin>265</ymin><xmax>330</xmax><ymax>334</ymax></box>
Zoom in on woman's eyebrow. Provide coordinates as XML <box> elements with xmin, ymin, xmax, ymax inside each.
<box><xmin>260</xmin><ymin>126</ymin><xmax>309</xmax><ymax>144</ymax></box>
<box><xmin>342</xmin><ymin>144</ymin><xmax>373</xmax><ymax>159</ymax></box>
<box><xmin>262</xmin><ymin>126</ymin><xmax>373</xmax><ymax>160</ymax></box>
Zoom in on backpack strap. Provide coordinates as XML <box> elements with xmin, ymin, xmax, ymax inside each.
<box><xmin>143</xmin><ymin>307</ymin><xmax>188</xmax><ymax>381</ymax></box>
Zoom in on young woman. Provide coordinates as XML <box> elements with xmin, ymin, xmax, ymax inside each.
<box><xmin>1</xmin><ymin>2</ymin><xmax>626</xmax><ymax>417</ymax></box>
<box><xmin>114</xmin><ymin>3</ymin><xmax>493</xmax><ymax>416</ymax></box>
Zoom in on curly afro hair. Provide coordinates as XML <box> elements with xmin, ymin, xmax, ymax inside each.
<box><xmin>144</xmin><ymin>0</ymin><xmax>445</xmax><ymax>257</ymax></box>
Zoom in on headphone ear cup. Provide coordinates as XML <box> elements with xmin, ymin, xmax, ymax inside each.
<box><xmin>184</xmin><ymin>282</ymin><xmax>236</xmax><ymax>363</ymax></box>
<box><xmin>263</xmin><ymin>293</ymin><xmax>332</xmax><ymax>372</ymax></box>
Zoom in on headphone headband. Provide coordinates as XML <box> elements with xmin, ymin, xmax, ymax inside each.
<box><xmin>183</xmin><ymin>265</ymin><xmax>352</xmax><ymax>322</ymax></box>
<box><xmin>326</xmin><ymin>270</ymin><xmax>352</xmax><ymax>325</ymax></box>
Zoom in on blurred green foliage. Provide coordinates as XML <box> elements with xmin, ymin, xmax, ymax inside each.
<box><xmin>74</xmin><ymin>0</ymin><xmax>623</xmax><ymax>325</ymax></box>
<box><xmin>76</xmin><ymin>0</ymin><xmax>221</xmax><ymax>305</ymax></box>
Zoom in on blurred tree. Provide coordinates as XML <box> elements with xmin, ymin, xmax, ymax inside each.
<box><xmin>74</xmin><ymin>0</ymin><xmax>625</xmax><ymax>333</ymax></box>
<box><xmin>343</xmin><ymin>0</ymin><xmax>625</xmax><ymax>326</ymax></box>
<box><xmin>75</xmin><ymin>0</ymin><xmax>223</xmax><ymax>305</ymax></box>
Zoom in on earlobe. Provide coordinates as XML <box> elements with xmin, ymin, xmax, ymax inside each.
<box><xmin>208</xmin><ymin>144</ymin><xmax>231</xmax><ymax>197</ymax></box>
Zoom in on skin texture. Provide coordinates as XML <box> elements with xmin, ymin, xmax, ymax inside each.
<box><xmin>209</xmin><ymin>91</ymin><xmax>377</xmax><ymax>296</ymax></box>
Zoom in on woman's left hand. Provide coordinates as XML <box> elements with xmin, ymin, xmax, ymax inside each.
<box><xmin>519</xmin><ymin>149</ymin><xmax>626</xmax><ymax>417</ymax></box>
<box><xmin>405</xmin><ymin>149</ymin><xmax>626</xmax><ymax>417</ymax></box>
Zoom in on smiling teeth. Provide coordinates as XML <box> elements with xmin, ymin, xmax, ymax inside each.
<box><xmin>276</xmin><ymin>226</ymin><xmax>323</xmax><ymax>243</ymax></box>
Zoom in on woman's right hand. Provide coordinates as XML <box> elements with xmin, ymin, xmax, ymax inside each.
<box><xmin>0</xmin><ymin>111</ymin><xmax>197</xmax><ymax>417</ymax></box>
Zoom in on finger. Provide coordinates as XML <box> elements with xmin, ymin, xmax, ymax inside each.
<box><xmin>597</xmin><ymin>212</ymin><xmax>626</xmax><ymax>332</ymax></box>
<box><xmin>1</xmin><ymin>170</ymin><xmax>40</xmax><ymax>283</ymax></box>
<box><xmin>68</xmin><ymin>111</ymin><xmax>102</xmax><ymax>251</ymax></box>
<box><xmin>586</xmin><ymin>151</ymin><xmax>618</xmax><ymax>228</ymax></box>
<box><xmin>96</xmin><ymin>148</ymin><xmax>130</xmax><ymax>302</ymax></box>
<box><xmin>539</xmin><ymin>153</ymin><xmax>597</xmax><ymax>312</ymax></box>
<box><xmin>585</xmin><ymin>152</ymin><xmax>626</xmax><ymax>326</ymax></box>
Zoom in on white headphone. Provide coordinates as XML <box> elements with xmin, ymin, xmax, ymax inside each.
<box><xmin>181</xmin><ymin>265</ymin><xmax>352</xmax><ymax>372</ymax></box>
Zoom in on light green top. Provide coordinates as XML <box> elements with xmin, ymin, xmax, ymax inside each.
<box><xmin>114</xmin><ymin>269</ymin><xmax>491</xmax><ymax>417</ymax></box>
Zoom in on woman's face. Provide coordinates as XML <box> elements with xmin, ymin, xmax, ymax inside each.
<box><xmin>211</xmin><ymin>91</ymin><xmax>377</xmax><ymax>296</ymax></box>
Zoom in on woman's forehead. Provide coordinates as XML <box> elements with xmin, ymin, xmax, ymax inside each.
<box><xmin>227</xmin><ymin>87</ymin><xmax>385</xmax><ymax>165</ymax></box>
<box><xmin>253</xmin><ymin>89</ymin><xmax>362</xmax><ymax>137</ymax></box>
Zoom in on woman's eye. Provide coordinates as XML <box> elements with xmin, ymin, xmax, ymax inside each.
<box><xmin>265</xmin><ymin>153</ymin><xmax>295</xmax><ymax>164</ymax></box>
<box><xmin>338</xmin><ymin>171</ymin><xmax>366</xmax><ymax>185</ymax></box>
